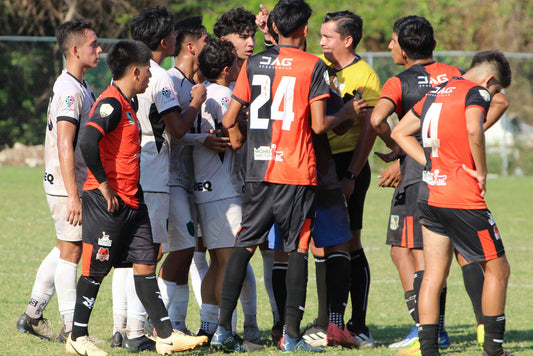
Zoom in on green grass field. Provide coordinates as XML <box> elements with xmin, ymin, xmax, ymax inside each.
<box><xmin>1</xmin><ymin>166</ymin><xmax>532</xmax><ymax>355</ymax></box>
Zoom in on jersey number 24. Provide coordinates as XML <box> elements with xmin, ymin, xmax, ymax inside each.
<box><xmin>250</xmin><ymin>75</ymin><xmax>296</xmax><ymax>131</ymax></box>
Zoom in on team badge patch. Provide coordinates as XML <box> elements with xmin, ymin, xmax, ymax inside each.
<box><xmin>100</xmin><ymin>103</ymin><xmax>114</xmax><ymax>117</ymax></box>
<box><xmin>161</xmin><ymin>86</ymin><xmax>176</xmax><ymax>104</ymax></box>
<box><xmin>98</xmin><ymin>232</ymin><xmax>112</xmax><ymax>247</ymax></box>
<box><xmin>60</xmin><ymin>95</ymin><xmax>76</xmax><ymax>114</ymax></box>
<box><xmin>479</xmin><ymin>89</ymin><xmax>491</xmax><ymax>102</ymax></box>
<box><xmin>390</xmin><ymin>215</ymin><xmax>400</xmax><ymax>230</ymax></box>
<box><xmin>96</xmin><ymin>247</ymin><xmax>110</xmax><ymax>262</ymax></box>
<box><xmin>221</xmin><ymin>97</ymin><xmax>230</xmax><ymax>110</ymax></box>
<box><xmin>126</xmin><ymin>111</ymin><xmax>135</xmax><ymax>125</ymax></box>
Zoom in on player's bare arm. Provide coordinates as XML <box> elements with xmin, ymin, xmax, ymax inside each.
<box><xmin>391</xmin><ymin>110</ymin><xmax>425</xmax><ymax>166</ymax></box>
<box><xmin>484</xmin><ymin>92</ymin><xmax>509</xmax><ymax>131</ymax></box>
<box><xmin>222</xmin><ymin>98</ymin><xmax>245</xmax><ymax>149</ymax></box>
<box><xmin>310</xmin><ymin>97</ymin><xmax>365</xmax><ymax>134</ymax></box>
<box><xmin>57</xmin><ymin>120</ymin><xmax>82</xmax><ymax>226</ymax></box>
<box><xmin>464</xmin><ymin>106</ymin><xmax>488</xmax><ymax>196</ymax></box>
<box><xmin>371</xmin><ymin>98</ymin><xmax>402</xmax><ymax>155</ymax></box>
<box><xmin>163</xmin><ymin>83</ymin><xmax>207</xmax><ymax>138</ymax></box>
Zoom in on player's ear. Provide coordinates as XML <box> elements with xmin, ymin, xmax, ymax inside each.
<box><xmin>344</xmin><ymin>35</ymin><xmax>353</xmax><ymax>50</ymax></box>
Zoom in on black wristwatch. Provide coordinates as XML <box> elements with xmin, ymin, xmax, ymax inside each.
<box><xmin>344</xmin><ymin>171</ymin><xmax>356</xmax><ymax>180</ymax></box>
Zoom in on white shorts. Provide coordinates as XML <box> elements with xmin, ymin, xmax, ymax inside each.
<box><xmin>197</xmin><ymin>197</ymin><xmax>242</xmax><ymax>250</ymax></box>
<box><xmin>164</xmin><ymin>186</ymin><xmax>197</xmax><ymax>253</ymax></box>
<box><xmin>46</xmin><ymin>194</ymin><xmax>82</xmax><ymax>242</ymax></box>
<box><xmin>144</xmin><ymin>192</ymin><xmax>169</xmax><ymax>245</ymax></box>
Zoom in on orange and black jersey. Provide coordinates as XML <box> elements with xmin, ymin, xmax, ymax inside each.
<box><xmin>232</xmin><ymin>45</ymin><xmax>330</xmax><ymax>186</ymax></box>
<box><xmin>81</xmin><ymin>84</ymin><xmax>143</xmax><ymax>209</ymax></box>
<box><xmin>412</xmin><ymin>77</ymin><xmax>492</xmax><ymax>209</ymax></box>
<box><xmin>380</xmin><ymin>62</ymin><xmax>462</xmax><ymax>188</ymax></box>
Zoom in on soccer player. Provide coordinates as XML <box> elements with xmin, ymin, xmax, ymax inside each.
<box><xmin>391</xmin><ymin>49</ymin><xmax>512</xmax><ymax>356</ymax></box>
<box><xmin>210</xmin><ymin>0</ymin><xmax>357</xmax><ymax>352</ymax></box>
<box><xmin>214</xmin><ymin>8</ymin><xmax>257</xmax><ymax>66</ymax></box>
<box><xmin>17</xmin><ymin>19</ymin><xmax>101</xmax><ymax>342</ymax></box>
<box><xmin>66</xmin><ymin>39</ymin><xmax>208</xmax><ymax>356</ymax></box>
<box><xmin>159</xmin><ymin>16</ymin><xmax>209</xmax><ymax>334</ymax></box>
<box><xmin>313</xmin><ymin>10</ymin><xmax>381</xmax><ymax>346</ymax></box>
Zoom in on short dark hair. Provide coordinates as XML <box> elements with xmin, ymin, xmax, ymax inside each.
<box><xmin>213</xmin><ymin>8</ymin><xmax>256</xmax><ymax>38</ymax></box>
<box><xmin>131</xmin><ymin>6</ymin><xmax>174</xmax><ymax>51</ymax></box>
<box><xmin>56</xmin><ymin>19</ymin><xmax>93</xmax><ymax>57</ymax></box>
<box><xmin>397</xmin><ymin>17</ymin><xmax>435</xmax><ymax>60</ymax></box>
<box><xmin>174</xmin><ymin>16</ymin><xmax>207</xmax><ymax>56</ymax></box>
<box><xmin>198</xmin><ymin>38</ymin><xmax>236</xmax><ymax>80</ymax></box>
<box><xmin>270</xmin><ymin>0</ymin><xmax>312</xmax><ymax>38</ymax></box>
<box><xmin>323</xmin><ymin>11</ymin><xmax>363</xmax><ymax>50</ymax></box>
<box><xmin>392</xmin><ymin>15</ymin><xmax>425</xmax><ymax>34</ymax></box>
<box><xmin>470</xmin><ymin>50</ymin><xmax>512</xmax><ymax>88</ymax></box>
<box><xmin>106</xmin><ymin>40</ymin><xmax>152</xmax><ymax>80</ymax></box>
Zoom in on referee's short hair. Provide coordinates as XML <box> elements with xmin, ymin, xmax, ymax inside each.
<box><xmin>323</xmin><ymin>11</ymin><xmax>363</xmax><ymax>50</ymax></box>
<box><xmin>106</xmin><ymin>40</ymin><xmax>153</xmax><ymax>80</ymax></box>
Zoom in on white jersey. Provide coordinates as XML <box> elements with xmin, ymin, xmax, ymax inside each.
<box><xmin>136</xmin><ymin>59</ymin><xmax>181</xmax><ymax>193</ymax></box>
<box><xmin>167</xmin><ymin>67</ymin><xmax>208</xmax><ymax>191</ymax></box>
<box><xmin>193</xmin><ymin>82</ymin><xmax>244</xmax><ymax>204</ymax></box>
<box><xmin>44</xmin><ymin>70</ymin><xmax>96</xmax><ymax>196</ymax></box>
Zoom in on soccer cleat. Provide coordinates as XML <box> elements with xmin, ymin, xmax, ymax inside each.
<box><xmin>477</xmin><ymin>324</ymin><xmax>485</xmax><ymax>347</ymax></box>
<box><xmin>398</xmin><ymin>339</ymin><xmax>421</xmax><ymax>355</ymax></box>
<box><xmin>326</xmin><ymin>323</ymin><xmax>360</xmax><ymax>348</ymax></box>
<box><xmin>346</xmin><ymin>320</ymin><xmax>375</xmax><ymax>348</ymax></box>
<box><xmin>302</xmin><ymin>321</ymin><xmax>328</xmax><ymax>347</ymax></box>
<box><xmin>389</xmin><ymin>325</ymin><xmax>418</xmax><ymax>349</ymax></box>
<box><xmin>110</xmin><ymin>331</ymin><xmax>123</xmax><ymax>348</ymax></box>
<box><xmin>156</xmin><ymin>329</ymin><xmax>208</xmax><ymax>354</ymax></box>
<box><xmin>196</xmin><ymin>328</ymin><xmax>213</xmax><ymax>342</ymax></box>
<box><xmin>16</xmin><ymin>313</ymin><xmax>58</xmax><ymax>341</ymax></box>
<box><xmin>234</xmin><ymin>333</ymin><xmax>265</xmax><ymax>351</ymax></box>
<box><xmin>211</xmin><ymin>326</ymin><xmax>247</xmax><ymax>353</ymax></box>
<box><xmin>438</xmin><ymin>329</ymin><xmax>450</xmax><ymax>348</ymax></box>
<box><xmin>281</xmin><ymin>334</ymin><xmax>325</xmax><ymax>353</ymax></box>
<box><xmin>66</xmin><ymin>334</ymin><xmax>109</xmax><ymax>356</ymax></box>
<box><xmin>123</xmin><ymin>334</ymin><xmax>156</xmax><ymax>352</ymax></box>
<box><xmin>243</xmin><ymin>324</ymin><xmax>262</xmax><ymax>344</ymax></box>
<box><xmin>271</xmin><ymin>321</ymin><xmax>283</xmax><ymax>344</ymax></box>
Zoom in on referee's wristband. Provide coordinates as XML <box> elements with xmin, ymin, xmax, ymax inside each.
<box><xmin>344</xmin><ymin>171</ymin><xmax>356</xmax><ymax>180</ymax></box>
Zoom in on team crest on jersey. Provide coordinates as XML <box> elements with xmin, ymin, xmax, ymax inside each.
<box><xmin>98</xmin><ymin>232</ymin><xmax>112</xmax><ymax>247</ymax></box>
<box><xmin>390</xmin><ymin>215</ymin><xmax>400</xmax><ymax>230</ymax></box>
<box><xmin>100</xmin><ymin>103</ymin><xmax>114</xmax><ymax>117</ymax></box>
<box><xmin>422</xmin><ymin>169</ymin><xmax>447</xmax><ymax>186</ymax></box>
<box><xmin>96</xmin><ymin>247</ymin><xmax>110</xmax><ymax>262</ymax></box>
<box><xmin>221</xmin><ymin>97</ymin><xmax>230</xmax><ymax>110</ymax></box>
<box><xmin>61</xmin><ymin>95</ymin><xmax>76</xmax><ymax>114</ymax></box>
<box><xmin>126</xmin><ymin>111</ymin><xmax>135</xmax><ymax>125</ymax></box>
<box><xmin>161</xmin><ymin>86</ymin><xmax>176</xmax><ymax>104</ymax></box>
<box><xmin>479</xmin><ymin>89</ymin><xmax>491</xmax><ymax>102</ymax></box>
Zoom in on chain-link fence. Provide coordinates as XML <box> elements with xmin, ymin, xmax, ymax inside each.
<box><xmin>1</xmin><ymin>37</ymin><xmax>532</xmax><ymax>175</ymax></box>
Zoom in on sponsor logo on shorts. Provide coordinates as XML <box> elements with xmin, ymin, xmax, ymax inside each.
<box><xmin>422</xmin><ymin>169</ymin><xmax>447</xmax><ymax>186</ymax></box>
<box><xmin>96</xmin><ymin>247</ymin><xmax>109</xmax><ymax>262</ymax></box>
<box><xmin>193</xmin><ymin>181</ymin><xmax>212</xmax><ymax>192</ymax></box>
<box><xmin>43</xmin><ymin>171</ymin><xmax>54</xmax><ymax>185</ymax></box>
<box><xmin>390</xmin><ymin>215</ymin><xmax>400</xmax><ymax>230</ymax></box>
<box><xmin>98</xmin><ymin>232</ymin><xmax>112</xmax><ymax>247</ymax></box>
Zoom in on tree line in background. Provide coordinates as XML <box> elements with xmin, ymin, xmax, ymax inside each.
<box><xmin>1</xmin><ymin>0</ymin><xmax>532</xmax><ymax>148</ymax></box>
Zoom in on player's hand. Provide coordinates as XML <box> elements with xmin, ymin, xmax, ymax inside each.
<box><xmin>340</xmin><ymin>177</ymin><xmax>355</xmax><ymax>200</ymax></box>
<box><xmin>66</xmin><ymin>195</ymin><xmax>82</xmax><ymax>226</ymax></box>
<box><xmin>190</xmin><ymin>83</ymin><xmax>207</xmax><ymax>107</ymax></box>
<box><xmin>255</xmin><ymin>5</ymin><xmax>272</xmax><ymax>40</ymax></box>
<box><xmin>99</xmin><ymin>180</ymin><xmax>120</xmax><ymax>212</ymax></box>
<box><xmin>377</xmin><ymin>160</ymin><xmax>402</xmax><ymax>188</ymax></box>
<box><xmin>462</xmin><ymin>164</ymin><xmax>486</xmax><ymax>196</ymax></box>
<box><xmin>204</xmin><ymin>130</ymin><xmax>231</xmax><ymax>152</ymax></box>
<box><xmin>375</xmin><ymin>151</ymin><xmax>398</xmax><ymax>163</ymax></box>
<box><xmin>352</xmin><ymin>98</ymin><xmax>368</xmax><ymax>117</ymax></box>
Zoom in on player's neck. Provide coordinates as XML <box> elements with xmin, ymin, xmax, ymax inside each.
<box><xmin>151</xmin><ymin>50</ymin><xmax>168</xmax><ymax>65</ymax></box>
<box><xmin>404</xmin><ymin>57</ymin><xmax>433</xmax><ymax>70</ymax></box>
<box><xmin>113</xmin><ymin>79</ymin><xmax>136</xmax><ymax>101</ymax></box>
<box><xmin>65</xmin><ymin>62</ymin><xmax>87</xmax><ymax>83</ymax></box>
<box><xmin>174</xmin><ymin>57</ymin><xmax>196</xmax><ymax>82</ymax></box>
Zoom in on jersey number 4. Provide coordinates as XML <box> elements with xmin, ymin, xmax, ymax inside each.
<box><xmin>249</xmin><ymin>75</ymin><xmax>296</xmax><ymax>131</ymax></box>
<box><xmin>421</xmin><ymin>103</ymin><xmax>442</xmax><ymax>157</ymax></box>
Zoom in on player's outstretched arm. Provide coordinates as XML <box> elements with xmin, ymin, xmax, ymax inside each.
<box><xmin>391</xmin><ymin>111</ymin><xmax>425</xmax><ymax>166</ymax></box>
<box><xmin>222</xmin><ymin>98</ymin><xmax>246</xmax><ymax>150</ymax></box>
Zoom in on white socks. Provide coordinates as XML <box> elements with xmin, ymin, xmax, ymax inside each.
<box><xmin>190</xmin><ymin>251</ymin><xmax>208</xmax><ymax>306</ymax></box>
<box><xmin>55</xmin><ymin>258</ymin><xmax>77</xmax><ymax>332</ymax></box>
<box><xmin>112</xmin><ymin>267</ymin><xmax>146</xmax><ymax>338</ymax></box>
<box><xmin>168</xmin><ymin>284</ymin><xmax>189</xmax><ymax>331</ymax></box>
<box><xmin>200</xmin><ymin>303</ymin><xmax>219</xmax><ymax>334</ymax></box>
<box><xmin>26</xmin><ymin>247</ymin><xmax>59</xmax><ymax>319</ymax></box>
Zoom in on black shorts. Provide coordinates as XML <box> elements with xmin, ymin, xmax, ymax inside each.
<box><xmin>237</xmin><ymin>182</ymin><xmax>316</xmax><ymax>253</ymax></box>
<box><xmin>417</xmin><ymin>203</ymin><xmax>505</xmax><ymax>262</ymax></box>
<box><xmin>81</xmin><ymin>189</ymin><xmax>157</xmax><ymax>278</ymax></box>
<box><xmin>386</xmin><ymin>183</ymin><xmax>423</xmax><ymax>248</ymax></box>
<box><xmin>333</xmin><ymin>152</ymin><xmax>370</xmax><ymax>231</ymax></box>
